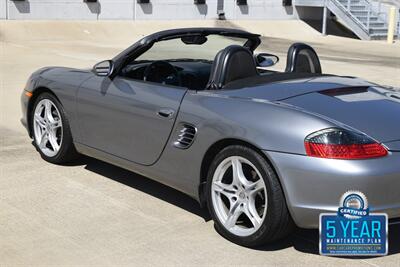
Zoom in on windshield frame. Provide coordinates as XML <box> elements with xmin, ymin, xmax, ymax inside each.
<box><xmin>133</xmin><ymin>34</ymin><xmax>252</xmax><ymax>63</ymax></box>
<box><xmin>111</xmin><ymin>28</ymin><xmax>261</xmax><ymax>79</ymax></box>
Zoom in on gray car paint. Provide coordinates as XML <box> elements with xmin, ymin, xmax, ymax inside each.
<box><xmin>76</xmin><ymin>76</ymin><xmax>187</xmax><ymax>165</ymax></box>
<box><xmin>218</xmin><ymin>75</ymin><xmax>373</xmax><ymax>101</ymax></box>
<box><xmin>385</xmin><ymin>140</ymin><xmax>400</xmax><ymax>151</ymax></box>
<box><xmin>283</xmin><ymin>87</ymin><xmax>400</xmax><ymax>144</ymax></box>
<box><xmin>20</xmin><ymin>32</ymin><xmax>400</xmax><ymax>229</ymax></box>
<box><xmin>266</xmin><ymin>150</ymin><xmax>400</xmax><ymax>228</ymax></box>
<box><xmin>21</xmin><ymin>68</ymin><xmax>400</xmax><ymax>228</ymax></box>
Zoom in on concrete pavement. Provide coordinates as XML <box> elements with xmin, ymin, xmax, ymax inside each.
<box><xmin>1</xmin><ymin>20</ymin><xmax>399</xmax><ymax>266</ymax></box>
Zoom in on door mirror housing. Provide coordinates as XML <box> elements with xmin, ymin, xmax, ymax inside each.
<box><xmin>255</xmin><ymin>53</ymin><xmax>279</xmax><ymax>68</ymax></box>
<box><xmin>93</xmin><ymin>60</ymin><xmax>114</xmax><ymax>77</ymax></box>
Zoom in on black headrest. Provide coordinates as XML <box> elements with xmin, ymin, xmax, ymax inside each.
<box><xmin>207</xmin><ymin>45</ymin><xmax>258</xmax><ymax>89</ymax></box>
<box><xmin>285</xmin><ymin>43</ymin><xmax>322</xmax><ymax>74</ymax></box>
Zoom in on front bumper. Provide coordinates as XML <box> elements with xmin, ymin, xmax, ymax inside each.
<box><xmin>20</xmin><ymin>90</ymin><xmax>31</xmax><ymax>134</ymax></box>
<box><xmin>265</xmin><ymin>150</ymin><xmax>400</xmax><ymax>228</ymax></box>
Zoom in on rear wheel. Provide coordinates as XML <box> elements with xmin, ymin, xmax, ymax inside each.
<box><xmin>206</xmin><ymin>145</ymin><xmax>293</xmax><ymax>247</ymax></box>
<box><xmin>31</xmin><ymin>92</ymin><xmax>79</xmax><ymax>164</ymax></box>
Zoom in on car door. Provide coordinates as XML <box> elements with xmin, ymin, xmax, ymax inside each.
<box><xmin>76</xmin><ymin>75</ymin><xmax>187</xmax><ymax>166</ymax></box>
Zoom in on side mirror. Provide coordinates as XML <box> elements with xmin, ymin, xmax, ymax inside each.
<box><xmin>255</xmin><ymin>53</ymin><xmax>279</xmax><ymax>68</ymax></box>
<box><xmin>93</xmin><ymin>60</ymin><xmax>114</xmax><ymax>77</ymax></box>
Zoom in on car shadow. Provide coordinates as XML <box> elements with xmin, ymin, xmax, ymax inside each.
<box><xmin>81</xmin><ymin>156</ymin><xmax>211</xmax><ymax>221</ymax></box>
<box><xmin>257</xmin><ymin>221</ymin><xmax>400</xmax><ymax>258</ymax></box>
<box><xmin>73</xmin><ymin>156</ymin><xmax>400</xmax><ymax>257</ymax></box>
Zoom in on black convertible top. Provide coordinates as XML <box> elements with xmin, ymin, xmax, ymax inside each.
<box><xmin>142</xmin><ymin>28</ymin><xmax>260</xmax><ymax>44</ymax></box>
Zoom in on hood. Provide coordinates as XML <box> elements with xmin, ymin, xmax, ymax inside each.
<box><xmin>38</xmin><ymin>67</ymin><xmax>93</xmax><ymax>84</ymax></box>
<box><xmin>220</xmin><ymin>75</ymin><xmax>400</xmax><ymax>147</ymax></box>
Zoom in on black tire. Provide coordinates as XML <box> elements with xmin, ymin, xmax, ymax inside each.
<box><xmin>206</xmin><ymin>145</ymin><xmax>294</xmax><ymax>247</ymax></box>
<box><xmin>31</xmin><ymin>92</ymin><xmax>80</xmax><ymax>164</ymax></box>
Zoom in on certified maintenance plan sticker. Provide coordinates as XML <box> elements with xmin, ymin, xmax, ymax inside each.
<box><xmin>320</xmin><ymin>191</ymin><xmax>388</xmax><ymax>256</ymax></box>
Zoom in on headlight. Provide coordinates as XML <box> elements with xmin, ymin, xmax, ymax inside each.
<box><xmin>304</xmin><ymin>128</ymin><xmax>387</xmax><ymax>159</ymax></box>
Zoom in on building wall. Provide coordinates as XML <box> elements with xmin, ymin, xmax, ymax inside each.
<box><xmin>2</xmin><ymin>0</ymin><xmax>312</xmax><ymax>20</ymax></box>
<box><xmin>99</xmin><ymin>0</ymin><xmax>135</xmax><ymax>20</ymax></box>
<box><xmin>0</xmin><ymin>0</ymin><xmax>6</xmax><ymax>19</ymax></box>
<box><xmin>223</xmin><ymin>0</ymin><xmax>298</xmax><ymax>20</ymax></box>
<box><xmin>7</xmin><ymin>0</ymin><xmax>99</xmax><ymax>20</ymax></box>
<box><xmin>135</xmin><ymin>0</ymin><xmax>219</xmax><ymax>20</ymax></box>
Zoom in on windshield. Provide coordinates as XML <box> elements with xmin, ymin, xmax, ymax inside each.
<box><xmin>135</xmin><ymin>35</ymin><xmax>248</xmax><ymax>62</ymax></box>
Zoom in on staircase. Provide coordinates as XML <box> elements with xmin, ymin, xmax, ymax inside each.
<box><xmin>331</xmin><ymin>0</ymin><xmax>391</xmax><ymax>39</ymax></box>
<box><xmin>296</xmin><ymin>0</ymin><xmax>395</xmax><ymax>40</ymax></box>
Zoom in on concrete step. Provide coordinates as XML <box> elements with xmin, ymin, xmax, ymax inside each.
<box><xmin>369</xmin><ymin>27</ymin><xmax>388</xmax><ymax>34</ymax></box>
<box><xmin>338</xmin><ymin>0</ymin><xmax>363</xmax><ymax>6</ymax></box>
<box><xmin>369</xmin><ymin>33</ymin><xmax>397</xmax><ymax>40</ymax></box>
<box><xmin>349</xmin><ymin>5</ymin><xmax>369</xmax><ymax>10</ymax></box>
<box><xmin>368</xmin><ymin>21</ymin><xmax>386</xmax><ymax>27</ymax></box>
<box><xmin>338</xmin><ymin>0</ymin><xmax>362</xmax><ymax>4</ymax></box>
<box><xmin>351</xmin><ymin>10</ymin><xmax>375</xmax><ymax>16</ymax></box>
<box><xmin>357</xmin><ymin>15</ymin><xmax>380</xmax><ymax>22</ymax></box>
<box><xmin>370</xmin><ymin>33</ymin><xmax>389</xmax><ymax>39</ymax></box>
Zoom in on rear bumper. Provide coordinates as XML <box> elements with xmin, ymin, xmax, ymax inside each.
<box><xmin>265</xmin><ymin>150</ymin><xmax>400</xmax><ymax>228</ymax></box>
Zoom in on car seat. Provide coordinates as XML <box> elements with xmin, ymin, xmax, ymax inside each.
<box><xmin>207</xmin><ymin>45</ymin><xmax>258</xmax><ymax>89</ymax></box>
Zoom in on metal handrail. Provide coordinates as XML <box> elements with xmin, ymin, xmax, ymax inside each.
<box><xmin>331</xmin><ymin>0</ymin><xmax>370</xmax><ymax>33</ymax></box>
<box><xmin>398</xmin><ymin>13</ymin><xmax>400</xmax><ymax>38</ymax></box>
<box><xmin>361</xmin><ymin>0</ymin><xmax>388</xmax><ymax>23</ymax></box>
<box><xmin>367</xmin><ymin>5</ymin><xmax>371</xmax><ymax>28</ymax></box>
<box><xmin>334</xmin><ymin>0</ymin><xmax>391</xmax><ymax>31</ymax></box>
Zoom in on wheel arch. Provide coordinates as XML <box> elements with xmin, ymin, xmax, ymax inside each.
<box><xmin>198</xmin><ymin>138</ymin><xmax>286</xmax><ymax>208</ymax></box>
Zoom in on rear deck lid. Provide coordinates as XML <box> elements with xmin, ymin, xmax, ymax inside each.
<box><xmin>283</xmin><ymin>86</ymin><xmax>400</xmax><ymax>144</ymax></box>
<box><xmin>384</xmin><ymin>140</ymin><xmax>400</xmax><ymax>151</ymax></box>
<box><xmin>220</xmin><ymin>75</ymin><xmax>373</xmax><ymax>101</ymax></box>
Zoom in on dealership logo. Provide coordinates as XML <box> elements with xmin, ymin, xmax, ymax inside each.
<box><xmin>320</xmin><ymin>191</ymin><xmax>388</xmax><ymax>256</ymax></box>
<box><xmin>338</xmin><ymin>191</ymin><xmax>369</xmax><ymax>219</ymax></box>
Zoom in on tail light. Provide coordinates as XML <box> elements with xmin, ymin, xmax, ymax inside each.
<box><xmin>304</xmin><ymin>128</ymin><xmax>388</xmax><ymax>159</ymax></box>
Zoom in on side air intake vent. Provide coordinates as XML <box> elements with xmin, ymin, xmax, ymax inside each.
<box><xmin>319</xmin><ymin>87</ymin><xmax>368</xmax><ymax>97</ymax></box>
<box><xmin>174</xmin><ymin>124</ymin><xmax>197</xmax><ymax>149</ymax></box>
<box><xmin>384</xmin><ymin>93</ymin><xmax>400</xmax><ymax>103</ymax></box>
<box><xmin>388</xmin><ymin>93</ymin><xmax>400</xmax><ymax>101</ymax></box>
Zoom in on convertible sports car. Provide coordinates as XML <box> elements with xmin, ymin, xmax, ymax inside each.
<box><xmin>21</xmin><ymin>28</ymin><xmax>400</xmax><ymax>247</ymax></box>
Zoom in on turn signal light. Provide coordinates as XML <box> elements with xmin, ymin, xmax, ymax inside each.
<box><xmin>24</xmin><ymin>91</ymin><xmax>33</xmax><ymax>98</ymax></box>
<box><xmin>304</xmin><ymin>128</ymin><xmax>388</xmax><ymax>159</ymax></box>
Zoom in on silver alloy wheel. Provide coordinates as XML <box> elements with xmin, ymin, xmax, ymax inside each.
<box><xmin>211</xmin><ymin>156</ymin><xmax>268</xmax><ymax>237</ymax></box>
<box><xmin>33</xmin><ymin>99</ymin><xmax>63</xmax><ymax>157</ymax></box>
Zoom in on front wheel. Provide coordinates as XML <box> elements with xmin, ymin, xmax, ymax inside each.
<box><xmin>31</xmin><ymin>92</ymin><xmax>79</xmax><ymax>164</ymax></box>
<box><xmin>206</xmin><ymin>145</ymin><xmax>294</xmax><ymax>247</ymax></box>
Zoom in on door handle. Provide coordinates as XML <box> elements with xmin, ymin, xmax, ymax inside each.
<box><xmin>157</xmin><ymin>108</ymin><xmax>175</xmax><ymax>118</ymax></box>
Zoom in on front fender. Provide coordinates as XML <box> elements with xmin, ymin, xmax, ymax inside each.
<box><xmin>21</xmin><ymin>67</ymin><xmax>93</xmax><ymax>141</ymax></box>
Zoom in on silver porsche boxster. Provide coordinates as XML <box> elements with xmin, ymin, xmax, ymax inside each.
<box><xmin>21</xmin><ymin>28</ymin><xmax>400</xmax><ymax>247</ymax></box>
